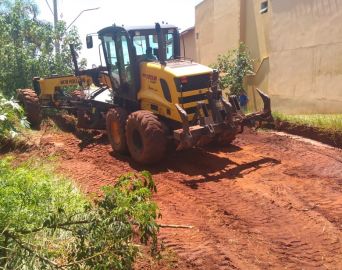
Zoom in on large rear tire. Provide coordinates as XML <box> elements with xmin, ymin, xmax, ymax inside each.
<box><xmin>17</xmin><ymin>88</ymin><xmax>42</xmax><ymax>129</ymax></box>
<box><xmin>106</xmin><ymin>108</ymin><xmax>128</xmax><ymax>154</ymax></box>
<box><xmin>126</xmin><ymin>110</ymin><xmax>167</xmax><ymax>164</ymax></box>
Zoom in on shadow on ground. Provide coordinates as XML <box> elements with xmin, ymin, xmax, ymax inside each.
<box><xmin>182</xmin><ymin>157</ymin><xmax>280</xmax><ymax>189</ymax></box>
<box><xmin>111</xmin><ymin>142</ymin><xmax>280</xmax><ymax>188</ymax></box>
<box><xmin>48</xmin><ymin>117</ymin><xmax>282</xmax><ymax>186</ymax></box>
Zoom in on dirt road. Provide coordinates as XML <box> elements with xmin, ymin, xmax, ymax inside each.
<box><xmin>29</xmin><ymin>128</ymin><xmax>342</xmax><ymax>269</ymax></box>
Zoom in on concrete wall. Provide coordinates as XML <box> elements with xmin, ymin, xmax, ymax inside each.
<box><xmin>180</xmin><ymin>28</ymin><xmax>197</xmax><ymax>61</ymax></box>
<box><xmin>243</xmin><ymin>0</ymin><xmax>271</xmax><ymax>111</ymax></box>
<box><xmin>269</xmin><ymin>0</ymin><xmax>342</xmax><ymax>113</ymax></box>
<box><xmin>192</xmin><ymin>0</ymin><xmax>342</xmax><ymax>114</ymax></box>
<box><xmin>242</xmin><ymin>0</ymin><xmax>270</xmax><ymax>64</ymax></box>
<box><xmin>195</xmin><ymin>0</ymin><xmax>241</xmax><ymax>65</ymax></box>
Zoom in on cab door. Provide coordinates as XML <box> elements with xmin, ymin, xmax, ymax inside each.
<box><xmin>101</xmin><ymin>28</ymin><xmax>137</xmax><ymax>102</ymax></box>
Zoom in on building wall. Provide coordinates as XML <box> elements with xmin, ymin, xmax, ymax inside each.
<box><xmin>195</xmin><ymin>0</ymin><xmax>241</xmax><ymax>65</ymax></box>
<box><xmin>269</xmin><ymin>0</ymin><xmax>342</xmax><ymax>113</ymax></box>
<box><xmin>180</xmin><ymin>28</ymin><xmax>197</xmax><ymax>61</ymax></box>
<box><xmin>193</xmin><ymin>0</ymin><xmax>342</xmax><ymax>114</ymax></box>
<box><xmin>243</xmin><ymin>0</ymin><xmax>271</xmax><ymax>111</ymax></box>
<box><xmin>243</xmin><ymin>0</ymin><xmax>270</xmax><ymax>64</ymax></box>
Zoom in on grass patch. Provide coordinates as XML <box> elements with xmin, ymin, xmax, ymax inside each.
<box><xmin>273</xmin><ymin>112</ymin><xmax>342</xmax><ymax>132</ymax></box>
<box><xmin>0</xmin><ymin>156</ymin><xmax>89</xmax><ymax>269</ymax></box>
<box><xmin>0</xmin><ymin>156</ymin><xmax>88</xmax><ymax>231</ymax></box>
<box><xmin>0</xmin><ymin>157</ymin><xmax>160</xmax><ymax>269</ymax></box>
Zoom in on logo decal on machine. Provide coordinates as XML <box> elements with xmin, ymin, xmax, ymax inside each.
<box><xmin>60</xmin><ymin>78</ymin><xmax>79</xmax><ymax>85</ymax></box>
<box><xmin>142</xmin><ymin>73</ymin><xmax>157</xmax><ymax>83</ymax></box>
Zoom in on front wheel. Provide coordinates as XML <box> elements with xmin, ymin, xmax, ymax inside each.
<box><xmin>126</xmin><ymin>110</ymin><xmax>167</xmax><ymax>164</ymax></box>
<box><xmin>106</xmin><ymin>107</ymin><xmax>128</xmax><ymax>154</ymax></box>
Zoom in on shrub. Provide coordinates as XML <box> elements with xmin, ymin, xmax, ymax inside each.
<box><xmin>0</xmin><ymin>94</ymin><xmax>29</xmax><ymax>140</ymax></box>
<box><xmin>212</xmin><ymin>43</ymin><xmax>253</xmax><ymax>96</ymax></box>
<box><xmin>0</xmin><ymin>158</ymin><xmax>159</xmax><ymax>269</ymax></box>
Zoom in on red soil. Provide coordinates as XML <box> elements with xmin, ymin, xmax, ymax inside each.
<box><xmin>12</xmin><ymin>128</ymin><xmax>342</xmax><ymax>269</ymax></box>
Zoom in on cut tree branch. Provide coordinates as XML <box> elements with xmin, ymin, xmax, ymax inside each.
<box><xmin>158</xmin><ymin>224</ymin><xmax>194</xmax><ymax>229</ymax></box>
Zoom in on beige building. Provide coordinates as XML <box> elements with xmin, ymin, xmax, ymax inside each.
<box><xmin>180</xmin><ymin>27</ymin><xmax>197</xmax><ymax>61</ymax></box>
<box><xmin>193</xmin><ymin>0</ymin><xmax>342</xmax><ymax>114</ymax></box>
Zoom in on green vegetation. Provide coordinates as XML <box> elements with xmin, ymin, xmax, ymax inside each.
<box><xmin>1</xmin><ymin>1</ymin><xmax>162</xmax><ymax>269</ymax></box>
<box><xmin>0</xmin><ymin>0</ymin><xmax>86</xmax><ymax>98</ymax></box>
<box><xmin>273</xmin><ymin>112</ymin><xmax>342</xmax><ymax>132</ymax></box>
<box><xmin>0</xmin><ymin>157</ymin><xmax>159</xmax><ymax>269</ymax></box>
<box><xmin>0</xmin><ymin>94</ymin><xmax>29</xmax><ymax>140</ymax></box>
<box><xmin>211</xmin><ymin>43</ymin><xmax>253</xmax><ymax>96</ymax></box>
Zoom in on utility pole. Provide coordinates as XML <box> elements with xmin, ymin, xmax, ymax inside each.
<box><xmin>53</xmin><ymin>0</ymin><xmax>60</xmax><ymax>54</ymax></box>
<box><xmin>50</xmin><ymin>1</ymin><xmax>99</xmax><ymax>54</ymax></box>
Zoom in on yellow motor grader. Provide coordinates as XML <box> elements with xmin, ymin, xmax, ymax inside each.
<box><xmin>18</xmin><ymin>23</ymin><xmax>272</xmax><ymax>164</ymax></box>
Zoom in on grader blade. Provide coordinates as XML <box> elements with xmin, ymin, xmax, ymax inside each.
<box><xmin>242</xmin><ymin>89</ymin><xmax>273</xmax><ymax>128</ymax></box>
<box><xmin>256</xmin><ymin>88</ymin><xmax>271</xmax><ymax>114</ymax></box>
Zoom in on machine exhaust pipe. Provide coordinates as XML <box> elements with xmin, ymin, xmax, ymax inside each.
<box><xmin>155</xmin><ymin>23</ymin><xmax>166</xmax><ymax>65</ymax></box>
<box><xmin>69</xmin><ymin>44</ymin><xmax>80</xmax><ymax>76</ymax></box>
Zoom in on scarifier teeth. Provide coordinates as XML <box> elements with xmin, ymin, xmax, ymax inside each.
<box><xmin>256</xmin><ymin>88</ymin><xmax>271</xmax><ymax>113</ymax></box>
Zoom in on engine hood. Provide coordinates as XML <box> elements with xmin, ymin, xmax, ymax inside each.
<box><xmin>147</xmin><ymin>60</ymin><xmax>213</xmax><ymax>77</ymax></box>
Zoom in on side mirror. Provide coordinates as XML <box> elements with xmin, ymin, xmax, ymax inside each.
<box><xmin>86</xmin><ymin>35</ymin><xmax>93</xmax><ymax>49</ymax></box>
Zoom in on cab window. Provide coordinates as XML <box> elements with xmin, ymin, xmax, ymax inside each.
<box><xmin>119</xmin><ymin>35</ymin><xmax>132</xmax><ymax>84</ymax></box>
<box><xmin>131</xmin><ymin>29</ymin><xmax>177</xmax><ymax>60</ymax></box>
<box><xmin>165</xmin><ymin>33</ymin><xmax>174</xmax><ymax>59</ymax></box>
<box><xmin>133</xmin><ymin>35</ymin><xmax>147</xmax><ymax>56</ymax></box>
<box><xmin>148</xmin><ymin>34</ymin><xmax>159</xmax><ymax>51</ymax></box>
<box><xmin>103</xmin><ymin>35</ymin><xmax>120</xmax><ymax>87</ymax></box>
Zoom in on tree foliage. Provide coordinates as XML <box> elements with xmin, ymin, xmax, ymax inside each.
<box><xmin>0</xmin><ymin>93</ymin><xmax>29</xmax><ymax>140</ymax></box>
<box><xmin>212</xmin><ymin>43</ymin><xmax>253</xmax><ymax>96</ymax></box>
<box><xmin>0</xmin><ymin>158</ymin><xmax>159</xmax><ymax>269</ymax></box>
<box><xmin>0</xmin><ymin>0</ymin><xmax>86</xmax><ymax>98</ymax></box>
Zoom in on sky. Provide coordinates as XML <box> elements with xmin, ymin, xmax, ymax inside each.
<box><xmin>36</xmin><ymin>0</ymin><xmax>203</xmax><ymax>67</ymax></box>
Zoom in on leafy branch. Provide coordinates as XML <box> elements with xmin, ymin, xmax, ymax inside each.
<box><xmin>0</xmin><ymin>94</ymin><xmax>29</xmax><ymax>141</ymax></box>
<box><xmin>211</xmin><ymin>43</ymin><xmax>254</xmax><ymax>96</ymax></box>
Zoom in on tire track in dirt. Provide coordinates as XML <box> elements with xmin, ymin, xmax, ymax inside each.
<box><xmin>17</xmin><ymin>129</ymin><xmax>342</xmax><ymax>269</ymax></box>
<box><xmin>156</xmin><ymin>167</ymin><xmax>342</xmax><ymax>269</ymax></box>
<box><xmin>153</xmin><ymin>133</ymin><xmax>342</xmax><ymax>269</ymax></box>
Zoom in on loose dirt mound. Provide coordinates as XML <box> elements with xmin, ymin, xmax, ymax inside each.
<box><xmin>8</xmin><ymin>128</ymin><xmax>342</xmax><ymax>269</ymax></box>
<box><xmin>0</xmin><ymin>137</ymin><xmax>33</xmax><ymax>153</ymax></box>
<box><xmin>274</xmin><ymin>120</ymin><xmax>342</xmax><ymax>149</ymax></box>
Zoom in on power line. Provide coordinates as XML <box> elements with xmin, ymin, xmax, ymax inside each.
<box><xmin>45</xmin><ymin>0</ymin><xmax>54</xmax><ymax>16</ymax></box>
<box><xmin>53</xmin><ymin>0</ymin><xmax>60</xmax><ymax>54</ymax></box>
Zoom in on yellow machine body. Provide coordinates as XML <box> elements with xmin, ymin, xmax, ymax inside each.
<box><xmin>37</xmin><ymin>76</ymin><xmax>90</xmax><ymax>96</ymax></box>
<box><xmin>34</xmin><ymin>72</ymin><xmax>113</xmax><ymax>103</ymax></box>
<box><xmin>138</xmin><ymin>61</ymin><xmax>213</xmax><ymax>123</ymax></box>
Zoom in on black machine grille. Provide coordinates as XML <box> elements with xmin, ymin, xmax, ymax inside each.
<box><xmin>160</xmin><ymin>79</ymin><xmax>172</xmax><ymax>102</ymax></box>
<box><xmin>184</xmin><ymin>107</ymin><xmax>198</xmax><ymax>115</ymax></box>
<box><xmin>178</xmin><ymin>93</ymin><xmax>208</xmax><ymax>104</ymax></box>
<box><xmin>175</xmin><ymin>73</ymin><xmax>211</xmax><ymax>92</ymax></box>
